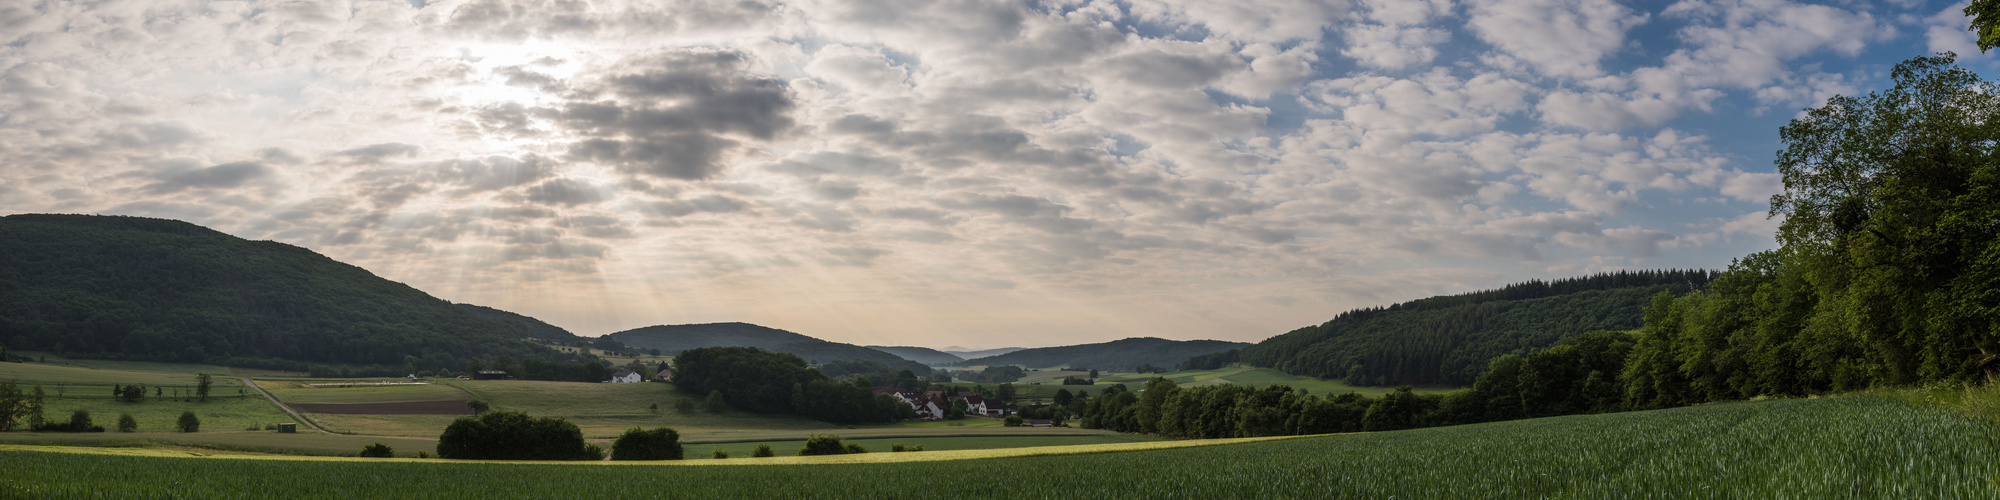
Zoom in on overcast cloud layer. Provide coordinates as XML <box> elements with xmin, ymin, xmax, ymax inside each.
<box><xmin>1</xmin><ymin>0</ymin><xmax>1989</xmax><ymax>347</ymax></box>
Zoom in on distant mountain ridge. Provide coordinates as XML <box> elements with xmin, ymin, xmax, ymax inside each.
<box><xmin>606</xmin><ymin>322</ymin><xmax>931</xmax><ymax>376</ymax></box>
<box><xmin>864</xmin><ymin>346</ymin><xmax>964</xmax><ymax>365</ymax></box>
<box><xmin>944</xmin><ymin>347</ymin><xmax>1027</xmax><ymax>358</ymax></box>
<box><xmin>962</xmin><ymin>337</ymin><xmax>1251</xmax><ymax>371</ymax></box>
<box><xmin>0</xmin><ymin>213</ymin><xmax>587</xmax><ymax>369</ymax></box>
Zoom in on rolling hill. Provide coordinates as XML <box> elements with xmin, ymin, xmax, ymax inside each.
<box><xmin>1239</xmin><ymin>270</ymin><xmax>1715</xmax><ymax>387</ymax></box>
<box><xmin>962</xmin><ymin>337</ymin><xmax>1251</xmax><ymax>371</ymax></box>
<box><xmin>605</xmin><ymin>322</ymin><xmax>930</xmax><ymax>376</ymax></box>
<box><xmin>0</xmin><ymin>213</ymin><xmax>587</xmax><ymax>370</ymax></box>
<box><xmin>865</xmin><ymin>346</ymin><xmax>964</xmax><ymax>365</ymax></box>
<box><xmin>944</xmin><ymin>346</ymin><xmax>1026</xmax><ymax>358</ymax></box>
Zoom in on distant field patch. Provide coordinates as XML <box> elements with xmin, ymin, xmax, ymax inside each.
<box><xmin>255</xmin><ymin>380</ymin><xmax>470</xmax><ymax>405</ymax></box>
<box><xmin>292</xmin><ymin>401</ymin><xmax>471</xmax><ymax>415</ymax></box>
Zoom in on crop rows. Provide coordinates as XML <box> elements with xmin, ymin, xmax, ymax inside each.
<box><xmin>1</xmin><ymin>396</ymin><xmax>1994</xmax><ymax>499</ymax></box>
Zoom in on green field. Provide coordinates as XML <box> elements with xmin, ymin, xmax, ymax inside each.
<box><xmin>0</xmin><ymin>432</ymin><xmax>437</xmax><ymax>457</ymax></box>
<box><xmin>14</xmin><ymin>394</ymin><xmax>297</xmax><ymax>435</ymax></box>
<box><xmin>0</xmin><ymin>361</ymin><xmax>244</xmax><ymax>388</ymax></box>
<box><xmin>992</xmin><ymin>365</ymin><xmax>1448</xmax><ymax>402</ymax></box>
<box><xmin>254</xmin><ymin>380</ymin><xmax>472</xmax><ymax>405</ymax></box>
<box><xmin>693</xmin><ymin>434</ymin><xmax>1161</xmax><ymax>459</ymax></box>
<box><xmin>0</xmin><ymin>396</ymin><xmax>1990</xmax><ymax>498</ymax></box>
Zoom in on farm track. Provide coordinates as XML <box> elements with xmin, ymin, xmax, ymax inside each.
<box><xmin>242</xmin><ymin>378</ymin><xmax>331</xmax><ymax>434</ymax></box>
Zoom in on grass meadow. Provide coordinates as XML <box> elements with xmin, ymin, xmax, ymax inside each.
<box><xmin>7</xmin><ymin>393</ymin><xmax>296</xmax><ymax>434</ymax></box>
<box><xmin>1</xmin><ymin>396</ymin><xmax>1991</xmax><ymax>498</ymax></box>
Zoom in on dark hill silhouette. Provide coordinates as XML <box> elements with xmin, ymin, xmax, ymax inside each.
<box><xmin>605</xmin><ymin>322</ymin><xmax>931</xmax><ymax>376</ymax></box>
<box><xmin>0</xmin><ymin>213</ymin><xmax>588</xmax><ymax>370</ymax></box>
<box><xmin>963</xmin><ymin>337</ymin><xmax>1251</xmax><ymax>372</ymax></box>
<box><xmin>865</xmin><ymin>345</ymin><xmax>964</xmax><ymax>365</ymax></box>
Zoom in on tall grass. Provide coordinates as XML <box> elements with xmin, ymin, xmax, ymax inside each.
<box><xmin>1</xmin><ymin>396</ymin><xmax>1992</xmax><ymax>498</ymax></box>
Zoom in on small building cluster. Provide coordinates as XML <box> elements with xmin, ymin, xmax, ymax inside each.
<box><xmin>874</xmin><ymin>388</ymin><xmax>1010</xmax><ymax>420</ymax></box>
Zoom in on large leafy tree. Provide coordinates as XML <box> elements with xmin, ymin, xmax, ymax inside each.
<box><xmin>1772</xmin><ymin>52</ymin><xmax>2000</xmax><ymax>383</ymax></box>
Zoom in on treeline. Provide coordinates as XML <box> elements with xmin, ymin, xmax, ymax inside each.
<box><xmin>670</xmin><ymin>347</ymin><xmax>915</xmax><ymax>424</ymax></box>
<box><xmin>959</xmin><ymin>337</ymin><xmax>1249</xmax><ymax>373</ymax></box>
<box><xmin>1608</xmin><ymin>54</ymin><xmax>2000</xmax><ymax>405</ymax></box>
<box><xmin>1241</xmin><ymin>285</ymin><xmax>1688</xmax><ymax>386</ymax></box>
<box><xmin>1178</xmin><ymin>349</ymin><xmax>1238</xmax><ymax>371</ymax></box>
<box><xmin>0</xmin><ymin>214</ymin><xmax>586</xmax><ymax>370</ymax></box>
<box><xmin>1094</xmin><ymin>54</ymin><xmax>2000</xmax><ymax>438</ymax></box>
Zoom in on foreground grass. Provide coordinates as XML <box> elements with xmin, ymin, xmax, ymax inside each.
<box><xmin>2</xmin><ymin>396</ymin><xmax>1993</xmax><ymax>498</ymax></box>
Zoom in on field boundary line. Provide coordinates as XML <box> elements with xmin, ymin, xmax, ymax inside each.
<box><xmin>243</xmin><ymin>378</ymin><xmax>331</xmax><ymax>434</ymax></box>
<box><xmin>0</xmin><ymin>433</ymin><xmax>1336</xmax><ymax>466</ymax></box>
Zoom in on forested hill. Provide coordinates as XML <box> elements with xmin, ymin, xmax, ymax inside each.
<box><xmin>605</xmin><ymin>322</ymin><xmax>931</xmax><ymax>376</ymax></box>
<box><xmin>1240</xmin><ymin>270</ymin><xmax>1714</xmax><ymax>387</ymax></box>
<box><xmin>456</xmin><ymin>304</ymin><xmax>582</xmax><ymax>343</ymax></box>
<box><xmin>962</xmin><ymin>337</ymin><xmax>1251</xmax><ymax>371</ymax></box>
<box><xmin>0</xmin><ymin>214</ymin><xmax>586</xmax><ymax>369</ymax></box>
<box><xmin>865</xmin><ymin>345</ymin><xmax>964</xmax><ymax>365</ymax></box>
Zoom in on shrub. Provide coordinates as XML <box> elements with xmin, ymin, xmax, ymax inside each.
<box><xmin>359</xmin><ymin>443</ymin><xmax>394</xmax><ymax>458</ymax></box>
<box><xmin>37</xmin><ymin>409</ymin><xmax>105</xmax><ymax>432</ymax></box>
<box><xmin>609</xmin><ymin>427</ymin><xmax>683</xmax><ymax>461</ymax></box>
<box><xmin>712</xmin><ymin>449</ymin><xmax>729</xmax><ymax>459</ymax></box>
<box><xmin>674</xmin><ymin>398</ymin><xmax>696</xmax><ymax>414</ymax></box>
<box><xmin>798</xmin><ymin>434</ymin><xmax>854</xmax><ymax>456</ymax></box>
<box><xmin>466</xmin><ymin>400</ymin><xmax>490</xmax><ymax>414</ymax></box>
<box><xmin>436</xmin><ymin>411</ymin><xmax>600</xmax><ymax>460</ymax></box>
<box><xmin>845</xmin><ymin>443</ymin><xmax>867</xmax><ymax>454</ymax></box>
<box><xmin>751</xmin><ymin>444</ymin><xmax>774</xmax><ymax>457</ymax></box>
<box><xmin>891</xmin><ymin>443</ymin><xmax>905</xmax><ymax>452</ymax></box>
<box><xmin>416</xmin><ymin>451</ymin><xmax>430</xmax><ymax>459</ymax></box>
<box><xmin>1005</xmin><ymin>415</ymin><xmax>1024</xmax><ymax>427</ymax></box>
<box><xmin>176</xmin><ymin>411</ymin><xmax>200</xmax><ymax>433</ymax></box>
<box><xmin>116</xmin><ymin>413</ymin><xmax>137</xmax><ymax>433</ymax></box>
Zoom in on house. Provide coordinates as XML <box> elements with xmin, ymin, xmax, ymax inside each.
<box><xmin>473</xmin><ymin>370</ymin><xmax>510</xmax><ymax>380</ymax></box>
<box><xmin>605</xmin><ymin>369</ymin><xmax>642</xmax><ymax>383</ymax></box>
<box><xmin>983</xmin><ymin>402</ymin><xmax>1008</xmax><ymax>417</ymax></box>
<box><xmin>962</xmin><ymin>395</ymin><xmax>987</xmax><ymax>416</ymax></box>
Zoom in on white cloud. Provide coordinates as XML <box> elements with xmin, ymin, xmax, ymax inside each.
<box><xmin>1466</xmin><ymin>0</ymin><xmax>1648</xmax><ymax>79</ymax></box>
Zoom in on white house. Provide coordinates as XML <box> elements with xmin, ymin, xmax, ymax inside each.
<box><xmin>605</xmin><ymin>369</ymin><xmax>642</xmax><ymax>383</ymax></box>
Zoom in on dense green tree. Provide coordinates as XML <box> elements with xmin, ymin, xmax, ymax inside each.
<box><xmin>609</xmin><ymin>427</ymin><xmax>683</xmax><ymax>461</ymax></box>
<box><xmin>176</xmin><ymin>411</ymin><xmax>199</xmax><ymax>432</ymax></box>
<box><xmin>704</xmin><ymin>390</ymin><xmax>727</xmax><ymax>413</ymax></box>
<box><xmin>359</xmin><ymin>443</ymin><xmax>394</xmax><ymax>458</ymax></box>
<box><xmin>435</xmin><ymin>411</ymin><xmax>601</xmax><ymax>460</ymax></box>
<box><xmin>196</xmin><ymin>374</ymin><xmax>212</xmax><ymax>402</ymax></box>
<box><xmin>752</xmin><ymin>444</ymin><xmax>775</xmax><ymax>457</ymax></box>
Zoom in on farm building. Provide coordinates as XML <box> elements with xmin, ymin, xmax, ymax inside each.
<box><xmin>473</xmin><ymin>370</ymin><xmax>510</xmax><ymax>380</ymax></box>
<box><xmin>605</xmin><ymin>370</ymin><xmax>641</xmax><ymax>383</ymax></box>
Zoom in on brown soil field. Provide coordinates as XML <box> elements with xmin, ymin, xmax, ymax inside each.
<box><xmin>291</xmin><ymin>400</ymin><xmax>472</xmax><ymax>415</ymax></box>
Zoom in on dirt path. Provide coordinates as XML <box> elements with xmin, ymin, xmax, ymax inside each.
<box><xmin>241</xmin><ymin>378</ymin><xmax>331</xmax><ymax>434</ymax></box>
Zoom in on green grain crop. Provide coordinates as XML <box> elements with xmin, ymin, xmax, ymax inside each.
<box><xmin>0</xmin><ymin>396</ymin><xmax>1991</xmax><ymax>498</ymax></box>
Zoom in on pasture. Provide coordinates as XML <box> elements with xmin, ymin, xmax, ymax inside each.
<box><xmin>12</xmin><ymin>394</ymin><xmax>297</xmax><ymax>435</ymax></box>
<box><xmin>0</xmin><ymin>361</ymin><xmax>243</xmax><ymax>388</ymax></box>
<box><xmin>0</xmin><ymin>396</ymin><xmax>1991</xmax><ymax>498</ymax></box>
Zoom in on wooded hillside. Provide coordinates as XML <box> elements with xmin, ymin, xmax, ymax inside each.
<box><xmin>606</xmin><ymin>322</ymin><xmax>931</xmax><ymax>376</ymax></box>
<box><xmin>962</xmin><ymin>337</ymin><xmax>1251</xmax><ymax>372</ymax></box>
<box><xmin>0</xmin><ymin>214</ymin><xmax>584</xmax><ymax>370</ymax></box>
<box><xmin>1240</xmin><ymin>270</ymin><xmax>1714</xmax><ymax>386</ymax></box>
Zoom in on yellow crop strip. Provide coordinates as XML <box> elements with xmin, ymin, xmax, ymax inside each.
<box><xmin>0</xmin><ymin>433</ymin><xmax>1328</xmax><ymax>466</ymax></box>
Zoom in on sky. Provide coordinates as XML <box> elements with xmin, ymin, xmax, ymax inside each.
<box><xmin>2</xmin><ymin>0</ymin><xmax>1994</xmax><ymax>349</ymax></box>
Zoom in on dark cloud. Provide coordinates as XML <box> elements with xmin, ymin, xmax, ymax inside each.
<box><xmin>556</xmin><ymin>49</ymin><xmax>793</xmax><ymax>180</ymax></box>
<box><xmin>1104</xmin><ymin>51</ymin><xmax>1239</xmax><ymax>89</ymax></box>
<box><xmin>145</xmin><ymin>161</ymin><xmax>269</xmax><ymax>194</ymax></box>
<box><xmin>524</xmin><ymin>178</ymin><xmax>604</xmax><ymax>206</ymax></box>
<box><xmin>336</xmin><ymin>143</ymin><xmax>424</xmax><ymax>161</ymax></box>
<box><xmin>648</xmin><ymin>195</ymin><xmax>749</xmax><ymax>217</ymax></box>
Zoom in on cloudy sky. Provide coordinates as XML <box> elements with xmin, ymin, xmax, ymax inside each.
<box><xmin>2</xmin><ymin>0</ymin><xmax>1992</xmax><ymax>348</ymax></box>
